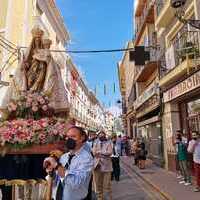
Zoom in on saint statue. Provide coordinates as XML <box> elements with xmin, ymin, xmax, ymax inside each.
<box><xmin>1</xmin><ymin>26</ymin><xmax>69</xmax><ymax>111</ymax></box>
<box><xmin>22</xmin><ymin>26</ymin><xmax>47</xmax><ymax>92</ymax></box>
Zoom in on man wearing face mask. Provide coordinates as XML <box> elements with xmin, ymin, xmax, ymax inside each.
<box><xmin>53</xmin><ymin>126</ymin><xmax>94</xmax><ymax>200</ymax></box>
<box><xmin>92</xmin><ymin>131</ymin><xmax>113</xmax><ymax>200</ymax></box>
<box><xmin>188</xmin><ymin>131</ymin><xmax>200</xmax><ymax>192</ymax></box>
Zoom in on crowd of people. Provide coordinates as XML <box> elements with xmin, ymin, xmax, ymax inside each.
<box><xmin>174</xmin><ymin>130</ymin><xmax>200</xmax><ymax>192</ymax></box>
<box><xmin>44</xmin><ymin>126</ymin><xmax>127</xmax><ymax>200</ymax></box>
<box><xmin>4</xmin><ymin>125</ymin><xmax>200</xmax><ymax>199</ymax></box>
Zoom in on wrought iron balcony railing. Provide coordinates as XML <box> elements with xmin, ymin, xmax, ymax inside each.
<box><xmin>160</xmin><ymin>31</ymin><xmax>200</xmax><ymax>78</ymax></box>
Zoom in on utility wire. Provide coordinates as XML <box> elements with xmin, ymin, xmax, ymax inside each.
<box><xmin>0</xmin><ymin>38</ymin><xmax>17</xmax><ymax>51</ymax></box>
<box><xmin>20</xmin><ymin>46</ymin><xmax>135</xmax><ymax>53</ymax></box>
<box><xmin>0</xmin><ymin>37</ymin><xmax>18</xmax><ymax>74</ymax></box>
<box><xmin>1</xmin><ymin>35</ymin><xmax>136</xmax><ymax>54</ymax></box>
<box><xmin>0</xmin><ymin>49</ymin><xmax>18</xmax><ymax>73</ymax></box>
<box><xmin>0</xmin><ymin>35</ymin><xmax>17</xmax><ymax>48</ymax></box>
<box><xmin>0</xmin><ymin>42</ymin><xmax>17</xmax><ymax>55</ymax></box>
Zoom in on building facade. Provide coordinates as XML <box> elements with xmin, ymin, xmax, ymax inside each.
<box><xmin>118</xmin><ymin>41</ymin><xmax>136</xmax><ymax>138</ymax></box>
<box><xmin>104</xmin><ymin>111</ymin><xmax>114</xmax><ymax>135</ymax></box>
<box><xmin>134</xmin><ymin>0</ymin><xmax>163</xmax><ymax>166</ymax></box>
<box><xmin>119</xmin><ymin>0</ymin><xmax>200</xmax><ymax>170</ymax></box>
<box><xmin>155</xmin><ymin>0</ymin><xmax>200</xmax><ymax>171</ymax></box>
<box><xmin>66</xmin><ymin>58</ymin><xmax>106</xmax><ymax>131</ymax></box>
<box><xmin>119</xmin><ymin>0</ymin><xmax>164</xmax><ymax>166</ymax></box>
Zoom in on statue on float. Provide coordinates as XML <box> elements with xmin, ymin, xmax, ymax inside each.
<box><xmin>2</xmin><ymin>25</ymin><xmax>69</xmax><ymax>112</ymax></box>
<box><xmin>0</xmin><ymin>26</ymin><xmax>70</xmax><ymax>200</ymax></box>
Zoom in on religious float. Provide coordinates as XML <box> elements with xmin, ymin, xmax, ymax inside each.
<box><xmin>0</xmin><ymin>26</ymin><xmax>71</xmax><ymax>200</ymax></box>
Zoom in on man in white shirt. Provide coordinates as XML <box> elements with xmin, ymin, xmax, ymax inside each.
<box><xmin>188</xmin><ymin>131</ymin><xmax>200</xmax><ymax>192</ymax></box>
<box><xmin>93</xmin><ymin>131</ymin><xmax>113</xmax><ymax>200</ymax></box>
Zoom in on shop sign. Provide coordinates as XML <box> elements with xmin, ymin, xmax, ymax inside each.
<box><xmin>137</xmin><ymin>116</ymin><xmax>159</xmax><ymax>127</ymax></box>
<box><xmin>135</xmin><ymin>83</ymin><xmax>159</xmax><ymax>109</ymax></box>
<box><xmin>163</xmin><ymin>71</ymin><xmax>200</xmax><ymax>102</ymax></box>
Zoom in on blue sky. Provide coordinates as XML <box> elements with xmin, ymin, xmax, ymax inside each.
<box><xmin>57</xmin><ymin>0</ymin><xmax>134</xmax><ymax>109</ymax></box>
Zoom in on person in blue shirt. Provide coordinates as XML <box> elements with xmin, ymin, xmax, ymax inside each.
<box><xmin>52</xmin><ymin>126</ymin><xmax>94</xmax><ymax>200</ymax></box>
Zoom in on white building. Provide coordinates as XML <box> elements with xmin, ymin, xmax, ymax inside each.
<box><xmin>104</xmin><ymin>111</ymin><xmax>114</xmax><ymax>135</ymax></box>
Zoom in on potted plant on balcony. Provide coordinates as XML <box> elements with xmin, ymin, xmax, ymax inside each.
<box><xmin>178</xmin><ymin>41</ymin><xmax>199</xmax><ymax>61</ymax></box>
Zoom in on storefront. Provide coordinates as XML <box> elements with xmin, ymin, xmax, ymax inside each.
<box><xmin>136</xmin><ymin>93</ymin><xmax>163</xmax><ymax>166</ymax></box>
<box><xmin>163</xmin><ymin>70</ymin><xmax>200</xmax><ymax>171</ymax></box>
<box><xmin>137</xmin><ymin>116</ymin><xmax>163</xmax><ymax>166</ymax></box>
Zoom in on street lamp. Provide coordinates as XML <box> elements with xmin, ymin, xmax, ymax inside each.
<box><xmin>170</xmin><ymin>0</ymin><xmax>200</xmax><ymax>29</ymax></box>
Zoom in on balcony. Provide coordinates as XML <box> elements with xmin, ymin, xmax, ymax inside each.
<box><xmin>135</xmin><ymin>47</ymin><xmax>158</xmax><ymax>82</ymax></box>
<box><xmin>135</xmin><ymin>0</ymin><xmax>155</xmax><ymax>44</ymax></box>
<box><xmin>155</xmin><ymin>0</ymin><xmax>174</xmax><ymax>29</ymax></box>
<box><xmin>135</xmin><ymin>82</ymin><xmax>159</xmax><ymax>109</ymax></box>
<box><xmin>160</xmin><ymin>31</ymin><xmax>200</xmax><ymax>87</ymax></box>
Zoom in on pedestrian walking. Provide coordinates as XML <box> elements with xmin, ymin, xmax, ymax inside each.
<box><xmin>132</xmin><ymin>139</ymin><xmax>139</xmax><ymax>166</ymax></box>
<box><xmin>93</xmin><ymin>131</ymin><xmax>113</xmax><ymax>200</ymax></box>
<box><xmin>188</xmin><ymin>131</ymin><xmax>200</xmax><ymax>192</ymax></box>
<box><xmin>116</xmin><ymin>135</ymin><xmax>122</xmax><ymax>156</ymax></box>
<box><xmin>138</xmin><ymin>141</ymin><xmax>147</xmax><ymax>169</ymax></box>
<box><xmin>176</xmin><ymin>132</ymin><xmax>191</xmax><ymax>186</ymax></box>
<box><xmin>44</xmin><ymin>126</ymin><xmax>94</xmax><ymax>200</ymax></box>
<box><xmin>111</xmin><ymin>135</ymin><xmax>120</xmax><ymax>181</ymax></box>
<box><xmin>87</xmin><ymin>131</ymin><xmax>97</xmax><ymax>150</ymax></box>
<box><xmin>124</xmin><ymin>136</ymin><xmax>129</xmax><ymax>156</ymax></box>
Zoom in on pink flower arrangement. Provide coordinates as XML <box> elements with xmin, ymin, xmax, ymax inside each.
<box><xmin>0</xmin><ymin>91</ymin><xmax>69</xmax><ymax>149</ymax></box>
<box><xmin>0</xmin><ymin>118</ymin><xmax>69</xmax><ymax>148</ymax></box>
<box><xmin>6</xmin><ymin>91</ymin><xmax>52</xmax><ymax>120</ymax></box>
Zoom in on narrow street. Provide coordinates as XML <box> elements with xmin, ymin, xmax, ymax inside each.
<box><xmin>1</xmin><ymin>0</ymin><xmax>200</xmax><ymax>199</ymax></box>
<box><xmin>112</xmin><ymin>162</ymin><xmax>168</xmax><ymax>200</ymax></box>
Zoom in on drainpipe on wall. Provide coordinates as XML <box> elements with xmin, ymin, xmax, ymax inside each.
<box><xmin>157</xmin><ymin>46</ymin><xmax>165</xmax><ymax>168</ymax></box>
<box><xmin>159</xmin><ymin>89</ymin><xmax>165</xmax><ymax>168</ymax></box>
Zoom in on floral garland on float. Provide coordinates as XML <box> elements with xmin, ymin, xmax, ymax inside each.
<box><xmin>0</xmin><ymin>91</ymin><xmax>69</xmax><ymax>154</ymax></box>
<box><xmin>0</xmin><ymin>26</ymin><xmax>71</xmax><ymax>156</ymax></box>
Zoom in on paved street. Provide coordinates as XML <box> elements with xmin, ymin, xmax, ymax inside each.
<box><xmin>112</xmin><ymin>163</ymin><xmax>167</xmax><ymax>200</ymax></box>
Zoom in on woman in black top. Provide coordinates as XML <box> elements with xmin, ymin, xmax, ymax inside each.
<box><xmin>138</xmin><ymin>142</ymin><xmax>147</xmax><ymax>169</ymax></box>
